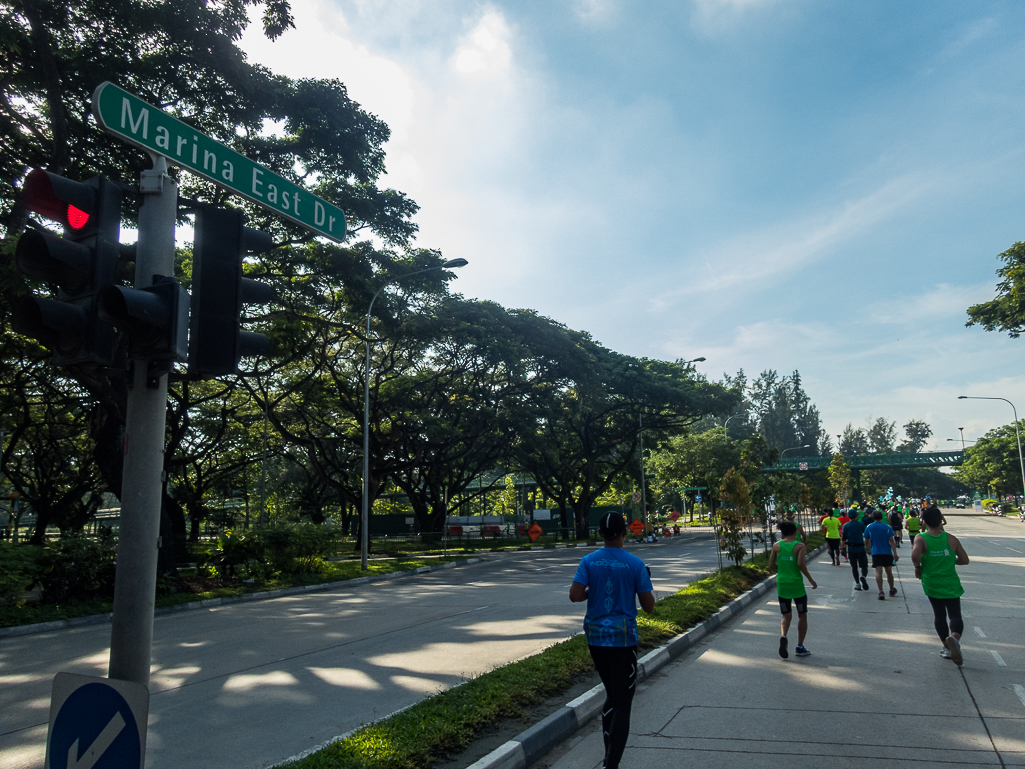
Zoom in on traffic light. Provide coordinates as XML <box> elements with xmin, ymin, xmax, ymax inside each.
<box><xmin>12</xmin><ymin>169</ymin><xmax>122</xmax><ymax>367</ymax></box>
<box><xmin>97</xmin><ymin>275</ymin><xmax>190</xmax><ymax>362</ymax></box>
<box><xmin>187</xmin><ymin>205</ymin><xmax>274</xmax><ymax>379</ymax></box>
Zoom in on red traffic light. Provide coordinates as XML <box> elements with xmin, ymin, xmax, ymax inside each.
<box><xmin>21</xmin><ymin>169</ymin><xmax>97</xmax><ymax>230</ymax></box>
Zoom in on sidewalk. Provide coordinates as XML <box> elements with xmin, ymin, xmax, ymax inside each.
<box><xmin>535</xmin><ymin>512</ymin><xmax>1025</xmax><ymax>768</ymax></box>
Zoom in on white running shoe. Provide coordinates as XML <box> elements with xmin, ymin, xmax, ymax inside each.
<box><xmin>944</xmin><ymin>636</ymin><xmax>963</xmax><ymax>666</ymax></box>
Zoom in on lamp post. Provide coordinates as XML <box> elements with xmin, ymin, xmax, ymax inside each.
<box><xmin>957</xmin><ymin>395</ymin><xmax>1025</xmax><ymax>507</ymax></box>
<box><xmin>781</xmin><ymin>444</ymin><xmax>810</xmax><ymax>457</ymax></box>
<box><xmin>958</xmin><ymin>426</ymin><xmax>965</xmax><ymax>452</ymax></box>
<box><xmin>362</xmin><ymin>258</ymin><xmax>468</xmax><ymax>570</ymax></box>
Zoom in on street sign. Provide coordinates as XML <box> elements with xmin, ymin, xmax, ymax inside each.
<box><xmin>799</xmin><ymin>462</ymin><xmax>809</xmax><ymax>471</ymax></box>
<box><xmin>46</xmin><ymin>672</ymin><xmax>149</xmax><ymax>769</ymax></box>
<box><xmin>631</xmin><ymin>491</ymin><xmax>642</xmax><ymax>502</ymax></box>
<box><xmin>91</xmin><ymin>82</ymin><xmax>346</xmax><ymax>242</ymax></box>
<box><xmin>527</xmin><ymin>522</ymin><xmax>543</xmax><ymax>542</ymax></box>
<box><xmin>695</xmin><ymin>493</ymin><xmax>702</xmax><ymax>502</ymax></box>
<box><xmin>629</xmin><ymin>519</ymin><xmax>644</xmax><ymax>534</ymax></box>
<box><xmin>669</xmin><ymin>511</ymin><xmax>680</xmax><ymax>521</ymax></box>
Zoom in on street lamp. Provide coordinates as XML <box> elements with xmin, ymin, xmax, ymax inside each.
<box><xmin>957</xmin><ymin>395</ymin><xmax>1025</xmax><ymax>507</ymax></box>
<box><xmin>958</xmin><ymin>426</ymin><xmax>965</xmax><ymax>452</ymax></box>
<box><xmin>683</xmin><ymin>357</ymin><xmax>706</xmax><ymax>364</ymax></box>
<box><xmin>362</xmin><ymin>258</ymin><xmax>468</xmax><ymax>570</ymax></box>
<box><xmin>781</xmin><ymin>444</ymin><xmax>811</xmax><ymax>457</ymax></box>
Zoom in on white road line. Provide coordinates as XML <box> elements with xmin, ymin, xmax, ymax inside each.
<box><xmin>963</xmin><ymin>611</ymin><xmax>973</xmax><ymax>618</ymax></box>
<box><xmin>974</xmin><ymin>627</ymin><xmax>987</xmax><ymax>638</ymax></box>
<box><xmin>1006</xmin><ymin>547</ymin><xmax>1023</xmax><ymax>553</ymax></box>
<box><xmin>990</xmin><ymin>650</ymin><xmax>1007</xmax><ymax>667</ymax></box>
<box><xmin>1014</xmin><ymin>684</ymin><xmax>1025</xmax><ymax>709</ymax></box>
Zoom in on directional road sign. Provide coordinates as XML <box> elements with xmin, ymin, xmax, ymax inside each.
<box><xmin>92</xmin><ymin>82</ymin><xmax>346</xmax><ymax>242</ymax></box>
<box><xmin>46</xmin><ymin>672</ymin><xmax>149</xmax><ymax>769</ymax></box>
<box><xmin>629</xmin><ymin>519</ymin><xmax>644</xmax><ymax>534</ymax></box>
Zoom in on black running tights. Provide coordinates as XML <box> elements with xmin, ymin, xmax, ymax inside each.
<box><xmin>849</xmin><ymin>551</ymin><xmax>867</xmax><ymax>580</ymax></box>
<box><xmin>589</xmin><ymin>645</ymin><xmax>638</xmax><ymax>769</ymax></box>
<box><xmin>927</xmin><ymin>596</ymin><xmax>964</xmax><ymax>641</ymax></box>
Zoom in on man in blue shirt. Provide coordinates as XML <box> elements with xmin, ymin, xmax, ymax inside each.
<box><xmin>864</xmin><ymin>510</ymin><xmax>899</xmax><ymax>600</ymax></box>
<box><xmin>571</xmin><ymin>513</ymin><xmax>654</xmax><ymax>769</ymax></box>
<box><xmin>842</xmin><ymin>513</ymin><xmax>869</xmax><ymax>591</ymax></box>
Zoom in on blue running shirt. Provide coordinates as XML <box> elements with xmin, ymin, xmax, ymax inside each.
<box><xmin>573</xmin><ymin>547</ymin><xmax>653</xmax><ymax>647</ymax></box>
<box><xmin>864</xmin><ymin>521</ymin><xmax>896</xmax><ymax>555</ymax></box>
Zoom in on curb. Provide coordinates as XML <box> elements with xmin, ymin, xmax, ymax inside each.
<box><xmin>466</xmin><ymin>543</ymin><xmax>826</xmax><ymax>769</ymax></box>
<box><xmin>0</xmin><ymin>557</ymin><xmax>483</xmax><ymax>640</ymax></box>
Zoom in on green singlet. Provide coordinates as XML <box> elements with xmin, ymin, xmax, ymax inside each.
<box><xmin>823</xmin><ymin>516</ymin><xmax>841</xmax><ymax>538</ymax></box>
<box><xmin>907</xmin><ymin>516</ymin><xmax>920</xmax><ymax>534</ymax></box>
<box><xmin>776</xmin><ymin>539</ymin><xmax>806</xmax><ymax>600</ymax></box>
<box><xmin>920</xmin><ymin>531</ymin><xmax>964</xmax><ymax>599</ymax></box>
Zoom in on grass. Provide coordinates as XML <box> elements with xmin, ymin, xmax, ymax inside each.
<box><xmin>0</xmin><ymin>556</ymin><xmax>469</xmax><ymax>629</ymax></box>
<box><xmin>278</xmin><ymin>533</ymin><xmax>827</xmax><ymax>769</ymax></box>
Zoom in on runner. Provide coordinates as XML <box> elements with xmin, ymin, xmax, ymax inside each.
<box><xmin>889</xmin><ymin>505</ymin><xmax>904</xmax><ymax>547</ymax></box>
<box><xmin>864</xmin><ymin>510</ymin><xmax>899</xmax><ymax>599</ymax></box>
<box><xmin>769</xmin><ymin>520</ymin><xmax>818</xmax><ymax>659</ymax></box>
<box><xmin>838</xmin><ymin>508</ymin><xmax>851</xmax><ymax>562</ymax></box>
<box><xmin>912</xmin><ymin>506</ymin><xmax>970</xmax><ymax>665</ymax></box>
<box><xmin>821</xmin><ymin>510</ymin><xmax>842</xmax><ymax>566</ymax></box>
<box><xmin>842</xmin><ymin>510</ymin><xmax>869</xmax><ymax>590</ymax></box>
<box><xmin>906</xmin><ymin>509</ymin><xmax>921</xmax><ymax>545</ymax></box>
<box><xmin>570</xmin><ymin>512</ymin><xmax>655</xmax><ymax>769</ymax></box>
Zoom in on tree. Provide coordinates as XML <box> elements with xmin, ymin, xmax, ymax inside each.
<box><xmin>838</xmin><ymin>424</ymin><xmax>870</xmax><ymax>455</ymax></box>
<box><xmin>718</xmin><ymin>467</ymin><xmax>751</xmax><ymax>565</ymax></box>
<box><xmin>827</xmin><ymin>453</ymin><xmax>851</xmax><ymax>507</ymax></box>
<box><xmin>966</xmin><ymin>241</ymin><xmax>1025</xmax><ymax>337</ymax></box>
<box><xmin>898</xmin><ymin>420</ymin><xmax>932</xmax><ymax>453</ymax></box>
<box><xmin>954</xmin><ymin>423</ymin><xmax>1025</xmax><ymax>498</ymax></box>
<box><xmin>867</xmin><ymin>418</ymin><xmax>897</xmax><ymax>454</ymax></box>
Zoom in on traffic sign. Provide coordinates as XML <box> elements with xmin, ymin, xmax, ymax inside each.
<box><xmin>669</xmin><ymin>511</ymin><xmax>680</xmax><ymax>521</ymax></box>
<box><xmin>631</xmin><ymin>491</ymin><xmax>642</xmax><ymax>502</ymax></box>
<box><xmin>695</xmin><ymin>493</ymin><xmax>702</xmax><ymax>502</ymax></box>
<box><xmin>91</xmin><ymin>82</ymin><xmax>346</xmax><ymax>242</ymax></box>
<box><xmin>527</xmin><ymin>522</ymin><xmax>543</xmax><ymax>542</ymax></box>
<box><xmin>46</xmin><ymin>672</ymin><xmax>149</xmax><ymax>769</ymax></box>
<box><xmin>799</xmin><ymin>462</ymin><xmax>809</xmax><ymax>471</ymax></box>
<box><xmin>629</xmin><ymin>519</ymin><xmax>644</xmax><ymax>534</ymax></box>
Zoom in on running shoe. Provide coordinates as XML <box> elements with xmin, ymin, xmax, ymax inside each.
<box><xmin>795</xmin><ymin>646</ymin><xmax>811</xmax><ymax>657</ymax></box>
<box><xmin>940</xmin><ymin>648</ymin><xmax>952</xmax><ymax>659</ymax></box>
<box><xmin>877</xmin><ymin>590</ymin><xmax>885</xmax><ymax>600</ymax></box>
<box><xmin>779</xmin><ymin>636</ymin><xmax>789</xmax><ymax>659</ymax></box>
<box><xmin>889</xmin><ymin>587</ymin><xmax>898</xmax><ymax>597</ymax></box>
<box><xmin>854</xmin><ymin>583</ymin><xmax>863</xmax><ymax>591</ymax></box>
<box><xmin>861</xmin><ymin>577</ymin><xmax>869</xmax><ymax>590</ymax></box>
<box><xmin>944</xmin><ymin>636</ymin><xmax>963</xmax><ymax>666</ymax></box>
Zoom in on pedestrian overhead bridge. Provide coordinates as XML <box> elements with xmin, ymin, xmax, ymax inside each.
<box><xmin>766</xmin><ymin>450</ymin><xmax>964</xmax><ymax>473</ymax></box>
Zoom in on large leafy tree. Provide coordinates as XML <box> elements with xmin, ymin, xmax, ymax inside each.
<box><xmin>0</xmin><ymin>0</ymin><xmax>426</xmax><ymax>546</ymax></box>
<box><xmin>954</xmin><ymin>423</ymin><xmax>1025</xmax><ymax>498</ymax></box>
<box><xmin>966</xmin><ymin>241</ymin><xmax>1025</xmax><ymax>337</ymax></box>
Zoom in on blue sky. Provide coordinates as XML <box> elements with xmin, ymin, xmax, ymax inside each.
<box><xmin>241</xmin><ymin>0</ymin><xmax>1025</xmax><ymax>450</ymax></box>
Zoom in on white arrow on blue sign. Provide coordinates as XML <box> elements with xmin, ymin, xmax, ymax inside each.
<box><xmin>46</xmin><ymin>672</ymin><xmax>149</xmax><ymax>769</ymax></box>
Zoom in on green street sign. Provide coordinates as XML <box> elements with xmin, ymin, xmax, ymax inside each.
<box><xmin>91</xmin><ymin>82</ymin><xmax>346</xmax><ymax>242</ymax></box>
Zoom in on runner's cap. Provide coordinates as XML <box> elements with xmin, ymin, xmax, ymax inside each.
<box><xmin>599</xmin><ymin>512</ymin><xmax>627</xmax><ymax>537</ymax></box>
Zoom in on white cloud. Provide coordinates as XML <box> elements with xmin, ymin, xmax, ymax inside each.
<box><xmin>451</xmin><ymin>12</ymin><xmax>512</xmax><ymax>76</ymax></box>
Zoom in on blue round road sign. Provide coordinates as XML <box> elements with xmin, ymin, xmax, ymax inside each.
<box><xmin>50</xmin><ymin>682</ymin><xmax>140</xmax><ymax>769</ymax></box>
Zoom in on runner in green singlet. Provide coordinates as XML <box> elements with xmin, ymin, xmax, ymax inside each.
<box><xmin>912</xmin><ymin>507</ymin><xmax>969</xmax><ymax>665</ymax></box>
<box><xmin>906</xmin><ymin>510</ymin><xmax>921</xmax><ymax>545</ymax></box>
<box><xmin>769</xmin><ymin>520</ymin><xmax>818</xmax><ymax>659</ymax></box>
<box><xmin>821</xmin><ymin>511</ymin><xmax>842</xmax><ymax>566</ymax></box>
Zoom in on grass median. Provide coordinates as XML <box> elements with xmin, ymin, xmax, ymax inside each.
<box><xmin>282</xmin><ymin>534</ymin><xmax>825</xmax><ymax>769</ymax></box>
<box><xmin>0</xmin><ymin>556</ymin><xmax>470</xmax><ymax>630</ymax></box>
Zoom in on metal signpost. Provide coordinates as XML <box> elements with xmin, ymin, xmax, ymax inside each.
<box><xmin>33</xmin><ymin>82</ymin><xmax>350</xmax><ymax>767</ymax></box>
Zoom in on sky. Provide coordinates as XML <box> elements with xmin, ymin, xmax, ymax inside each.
<box><xmin>239</xmin><ymin>0</ymin><xmax>1025</xmax><ymax>452</ymax></box>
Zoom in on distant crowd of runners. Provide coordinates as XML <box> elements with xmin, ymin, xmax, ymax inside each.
<box><xmin>768</xmin><ymin>497</ymin><xmax>969</xmax><ymax>665</ymax></box>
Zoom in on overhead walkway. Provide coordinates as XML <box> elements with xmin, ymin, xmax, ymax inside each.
<box><xmin>766</xmin><ymin>450</ymin><xmax>964</xmax><ymax>473</ymax></box>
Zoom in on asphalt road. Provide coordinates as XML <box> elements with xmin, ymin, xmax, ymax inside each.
<box><xmin>0</xmin><ymin>527</ymin><xmax>724</xmax><ymax>769</ymax></box>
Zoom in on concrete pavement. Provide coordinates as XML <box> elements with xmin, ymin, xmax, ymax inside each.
<box><xmin>533</xmin><ymin>511</ymin><xmax>1025</xmax><ymax>769</ymax></box>
<box><xmin>0</xmin><ymin>529</ymin><xmax>719</xmax><ymax>769</ymax></box>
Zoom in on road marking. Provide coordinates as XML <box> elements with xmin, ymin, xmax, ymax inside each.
<box><xmin>990</xmin><ymin>650</ymin><xmax>1007</xmax><ymax>667</ymax></box>
<box><xmin>963</xmin><ymin>611</ymin><xmax>973</xmax><ymax>618</ymax></box>
<box><xmin>974</xmin><ymin>627</ymin><xmax>987</xmax><ymax>638</ymax></box>
<box><xmin>1007</xmin><ymin>547</ymin><xmax>1023</xmax><ymax>553</ymax></box>
<box><xmin>1014</xmin><ymin>684</ymin><xmax>1025</xmax><ymax>708</ymax></box>
<box><xmin>67</xmin><ymin>711</ymin><xmax>125</xmax><ymax>769</ymax></box>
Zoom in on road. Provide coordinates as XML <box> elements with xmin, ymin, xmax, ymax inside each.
<box><xmin>0</xmin><ymin>527</ymin><xmax>724</xmax><ymax>768</ymax></box>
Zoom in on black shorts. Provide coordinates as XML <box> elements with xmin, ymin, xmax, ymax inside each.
<box><xmin>872</xmin><ymin>554</ymin><xmax>894</xmax><ymax>568</ymax></box>
<box><xmin>778</xmin><ymin>595</ymin><xmax>808</xmax><ymax>615</ymax></box>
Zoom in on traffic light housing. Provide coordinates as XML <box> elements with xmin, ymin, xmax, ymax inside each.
<box><xmin>187</xmin><ymin>205</ymin><xmax>274</xmax><ymax>379</ymax></box>
<box><xmin>97</xmin><ymin>275</ymin><xmax>190</xmax><ymax>362</ymax></box>
<box><xmin>12</xmin><ymin>169</ymin><xmax>121</xmax><ymax>367</ymax></box>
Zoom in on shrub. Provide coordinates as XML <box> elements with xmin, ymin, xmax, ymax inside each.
<box><xmin>255</xmin><ymin>522</ymin><xmax>336</xmax><ymax>574</ymax></box>
<box><xmin>0</xmin><ymin>543</ymin><xmax>43</xmax><ymax>604</ymax></box>
<box><xmin>201</xmin><ymin>530</ymin><xmax>263</xmax><ymax>578</ymax></box>
<box><xmin>34</xmin><ymin>532</ymin><xmax>117</xmax><ymax>603</ymax></box>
